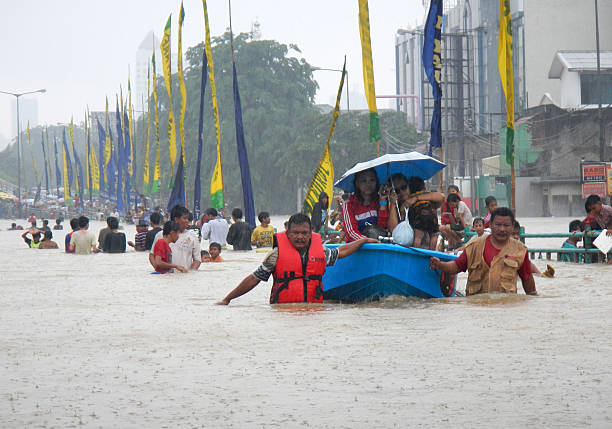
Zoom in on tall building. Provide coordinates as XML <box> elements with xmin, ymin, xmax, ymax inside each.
<box><xmin>11</xmin><ymin>98</ymin><xmax>38</xmax><ymax>137</ymax></box>
<box><xmin>134</xmin><ymin>31</ymin><xmax>161</xmax><ymax>117</ymax></box>
<box><xmin>396</xmin><ymin>0</ymin><xmax>612</xmax><ymax>180</ymax></box>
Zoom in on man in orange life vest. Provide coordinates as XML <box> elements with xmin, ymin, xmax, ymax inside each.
<box><xmin>218</xmin><ymin>213</ymin><xmax>378</xmax><ymax>305</ymax></box>
<box><xmin>429</xmin><ymin>207</ymin><xmax>538</xmax><ymax>296</ymax></box>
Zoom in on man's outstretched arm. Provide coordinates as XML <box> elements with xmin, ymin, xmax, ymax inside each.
<box><xmin>429</xmin><ymin>257</ymin><xmax>460</xmax><ymax>274</ymax></box>
<box><xmin>337</xmin><ymin>237</ymin><xmax>379</xmax><ymax>259</ymax></box>
<box><xmin>218</xmin><ymin>274</ymin><xmax>261</xmax><ymax>305</ymax></box>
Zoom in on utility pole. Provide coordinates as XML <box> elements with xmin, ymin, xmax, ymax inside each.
<box><xmin>595</xmin><ymin>0</ymin><xmax>606</xmax><ymax>161</ymax></box>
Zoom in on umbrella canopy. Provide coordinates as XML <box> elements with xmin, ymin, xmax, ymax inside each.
<box><xmin>334</xmin><ymin>152</ymin><xmax>445</xmax><ymax>193</ymax></box>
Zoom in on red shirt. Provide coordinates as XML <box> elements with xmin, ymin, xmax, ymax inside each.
<box><xmin>483</xmin><ymin>212</ymin><xmax>491</xmax><ymax>228</ymax></box>
<box><xmin>153</xmin><ymin>239</ymin><xmax>172</xmax><ymax>274</ymax></box>
<box><xmin>455</xmin><ymin>236</ymin><xmax>531</xmax><ymax>283</ymax></box>
<box><xmin>342</xmin><ymin>194</ymin><xmax>389</xmax><ymax>242</ymax></box>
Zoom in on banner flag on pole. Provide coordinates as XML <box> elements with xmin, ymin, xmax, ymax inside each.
<box><xmin>357</xmin><ymin>0</ymin><xmax>380</xmax><ymax>144</ymax></box>
<box><xmin>123</xmin><ymin>109</ymin><xmax>132</xmax><ymax>207</ymax></box>
<box><xmin>46</xmin><ymin>127</ymin><xmax>53</xmax><ymax>185</ymax></box>
<box><xmin>128</xmin><ymin>78</ymin><xmax>134</xmax><ymax>178</ymax></box>
<box><xmin>178</xmin><ymin>2</ymin><xmax>187</xmax><ymax>166</ymax></box>
<box><xmin>498</xmin><ymin>0</ymin><xmax>514</xmax><ymax>166</ymax></box>
<box><xmin>41</xmin><ymin>129</ymin><xmax>50</xmax><ymax>195</ymax></box>
<box><xmin>104</xmin><ymin>97</ymin><xmax>112</xmax><ymax>191</ymax></box>
<box><xmin>96</xmin><ymin>119</ymin><xmax>106</xmax><ymax>194</ymax></box>
<box><xmin>193</xmin><ymin>35</ymin><xmax>209</xmax><ymax>221</ymax></box>
<box><xmin>62</xmin><ymin>128</ymin><xmax>73</xmax><ymax>204</ymax></box>
<box><xmin>69</xmin><ymin>118</ymin><xmax>84</xmax><ymax>205</ymax></box>
<box><xmin>151</xmin><ymin>52</ymin><xmax>162</xmax><ymax>194</ymax></box>
<box><xmin>232</xmin><ymin>59</ymin><xmax>256</xmax><ymax>227</ymax></box>
<box><xmin>53</xmin><ymin>135</ymin><xmax>61</xmax><ymax>197</ymax></box>
<box><xmin>167</xmin><ymin>155</ymin><xmax>186</xmax><ymax>211</ymax></box>
<box><xmin>303</xmin><ymin>58</ymin><xmax>346</xmax><ymax>216</ymax></box>
<box><xmin>202</xmin><ymin>0</ymin><xmax>225</xmax><ymax>210</ymax></box>
<box><xmin>423</xmin><ymin>0</ymin><xmax>443</xmax><ymax>156</ymax></box>
<box><xmin>86</xmin><ymin>110</ymin><xmax>100</xmax><ymax>197</ymax></box>
<box><xmin>143</xmin><ymin>65</ymin><xmax>151</xmax><ymax>195</ymax></box>
<box><xmin>160</xmin><ymin>14</ymin><xmax>177</xmax><ymax>179</ymax></box>
<box><xmin>116</xmin><ymin>97</ymin><xmax>126</xmax><ymax>213</ymax></box>
<box><xmin>26</xmin><ymin>123</ymin><xmax>40</xmax><ymax>186</ymax></box>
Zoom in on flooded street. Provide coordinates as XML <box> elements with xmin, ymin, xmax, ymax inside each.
<box><xmin>1</xmin><ymin>217</ymin><xmax>611</xmax><ymax>427</ymax></box>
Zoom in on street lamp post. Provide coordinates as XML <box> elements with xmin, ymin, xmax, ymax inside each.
<box><xmin>0</xmin><ymin>88</ymin><xmax>46</xmax><ymax>217</ymax></box>
<box><xmin>311</xmin><ymin>67</ymin><xmax>350</xmax><ymax>111</ymax></box>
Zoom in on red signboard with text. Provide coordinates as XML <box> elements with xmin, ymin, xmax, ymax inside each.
<box><xmin>581</xmin><ymin>162</ymin><xmax>608</xmax><ymax>199</ymax></box>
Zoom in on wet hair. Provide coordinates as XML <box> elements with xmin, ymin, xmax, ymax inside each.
<box><xmin>162</xmin><ymin>220</ymin><xmax>180</xmax><ymax>236</ymax></box>
<box><xmin>205</xmin><ymin>207</ymin><xmax>218</xmax><ymax>217</ymax></box>
<box><xmin>70</xmin><ymin>218</ymin><xmax>79</xmax><ymax>230</ymax></box>
<box><xmin>44</xmin><ymin>230</ymin><xmax>53</xmax><ymax>240</ymax></box>
<box><xmin>287</xmin><ymin>213</ymin><xmax>312</xmax><ymax>230</ymax></box>
<box><xmin>485</xmin><ymin>196</ymin><xmax>497</xmax><ymax>207</ymax></box>
<box><xmin>209</xmin><ymin>242</ymin><xmax>222</xmax><ymax>252</ymax></box>
<box><xmin>149</xmin><ymin>212</ymin><xmax>162</xmax><ymax>226</ymax></box>
<box><xmin>569</xmin><ymin>220</ymin><xmax>583</xmax><ymax>232</ymax></box>
<box><xmin>78</xmin><ymin>216</ymin><xmax>89</xmax><ymax>229</ymax></box>
<box><xmin>258</xmin><ymin>211</ymin><xmax>270</xmax><ymax>223</ymax></box>
<box><xmin>407</xmin><ymin>176</ymin><xmax>425</xmax><ymax>194</ymax></box>
<box><xmin>447</xmin><ymin>184</ymin><xmax>460</xmax><ymax>193</ymax></box>
<box><xmin>318</xmin><ymin>192</ymin><xmax>329</xmax><ymax>209</ymax></box>
<box><xmin>585</xmin><ymin>194</ymin><xmax>601</xmax><ymax>213</ymax></box>
<box><xmin>447</xmin><ymin>193</ymin><xmax>460</xmax><ymax>203</ymax></box>
<box><xmin>32</xmin><ymin>232</ymin><xmax>41</xmax><ymax>239</ymax></box>
<box><xmin>42</xmin><ymin>219</ymin><xmax>49</xmax><ymax>226</ymax></box>
<box><xmin>55</xmin><ymin>218</ymin><xmax>62</xmax><ymax>225</ymax></box>
<box><xmin>472</xmin><ymin>217</ymin><xmax>485</xmax><ymax>227</ymax></box>
<box><xmin>107</xmin><ymin>216</ymin><xmax>119</xmax><ymax>230</ymax></box>
<box><xmin>11</xmin><ymin>223</ymin><xmax>16</xmax><ymax>228</ymax></box>
<box><xmin>490</xmin><ymin>207</ymin><xmax>515</xmax><ymax>225</ymax></box>
<box><xmin>353</xmin><ymin>168</ymin><xmax>380</xmax><ymax>203</ymax></box>
<box><xmin>170</xmin><ymin>205</ymin><xmax>189</xmax><ymax>221</ymax></box>
<box><xmin>200</xmin><ymin>250</ymin><xmax>210</xmax><ymax>257</ymax></box>
<box><xmin>232</xmin><ymin>208</ymin><xmax>243</xmax><ymax>219</ymax></box>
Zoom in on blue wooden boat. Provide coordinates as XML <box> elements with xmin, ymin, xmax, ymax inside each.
<box><xmin>322</xmin><ymin>243</ymin><xmax>458</xmax><ymax>302</ymax></box>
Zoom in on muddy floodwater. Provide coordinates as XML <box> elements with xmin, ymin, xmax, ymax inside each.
<box><xmin>1</xmin><ymin>216</ymin><xmax>611</xmax><ymax>427</ymax></box>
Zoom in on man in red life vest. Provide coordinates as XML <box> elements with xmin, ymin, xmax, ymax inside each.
<box><xmin>218</xmin><ymin>213</ymin><xmax>378</xmax><ymax>305</ymax></box>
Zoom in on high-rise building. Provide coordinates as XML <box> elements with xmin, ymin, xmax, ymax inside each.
<box><xmin>12</xmin><ymin>98</ymin><xmax>38</xmax><ymax>137</ymax></box>
<box><xmin>134</xmin><ymin>31</ymin><xmax>161</xmax><ymax>117</ymax></box>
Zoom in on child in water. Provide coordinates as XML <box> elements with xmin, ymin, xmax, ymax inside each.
<box><xmin>209</xmin><ymin>242</ymin><xmax>224</xmax><ymax>262</ymax></box>
<box><xmin>559</xmin><ymin>220</ymin><xmax>583</xmax><ymax>263</ymax></box>
<box><xmin>201</xmin><ymin>250</ymin><xmax>211</xmax><ymax>263</ymax></box>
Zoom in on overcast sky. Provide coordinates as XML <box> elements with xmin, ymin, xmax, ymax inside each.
<box><xmin>0</xmin><ymin>1</ymin><xmax>425</xmax><ymax>145</ymax></box>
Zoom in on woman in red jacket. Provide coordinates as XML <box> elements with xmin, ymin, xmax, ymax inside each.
<box><xmin>342</xmin><ymin>168</ymin><xmax>389</xmax><ymax>242</ymax></box>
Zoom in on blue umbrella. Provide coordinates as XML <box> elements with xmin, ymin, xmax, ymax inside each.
<box><xmin>334</xmin><ymin>152</ymin><xmax>446</xmax><ymax>193</ymax></box>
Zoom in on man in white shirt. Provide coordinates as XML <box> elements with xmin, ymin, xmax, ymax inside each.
<box><xmin>201</xmin><ymin>207</ymin><xmax>229</xmax><ymax>247</ymax></box>
<box><xmin>149</xmin><ymin>205</ymin><xmax>200</xmax><ymax>271</ymax></box>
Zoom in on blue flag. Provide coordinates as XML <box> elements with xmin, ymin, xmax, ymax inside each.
<box><xmin>53</xmin><ymin>136</ymin><xmax>61</xmax><ymax>197</ymax></box>
<box><xmin>422</xmin><ymin>0</ymin><xmax>443</xmax><ymax>155</ymax></box>
<box><xmin>62</xmin><ymin>129</ymin><xmax>73</xmax><ymax>194</ymax></box>
<box><xmin>167</xmin><ymin>155</ymin><xmax>185</xmax><ymax>212</ymax></box>
<box><xmin>116</xmin><ymin>100</ymin><xmax>125</xmax><ymax>213</ymax></box>
<box><xmin>96</xmin><ymin>120</ymin><xmax>106</xmax><ymax>193</ymax></box>
<box><xmin>71</xmin><ymin>137</ymin><xmax>85</xmax><ymax>205</ymax></box>
<box><xmin>41</xmin><ymin>133</ymin><xmax>49</xmax><ymax>196</ymax></box>
<box><xmin>123</xmin><ymin>110</ymin><xmax>131</xmax><ymax>208</ymax></box>
<box><xmin>193</xmin><ymin>46</ymin><xmax>209</xmax><ymax>220</ymax></box>
<box><xmin>232</xmin><ymin>61</ymin><xmax>256</xmax><ymax>228</ymax></box>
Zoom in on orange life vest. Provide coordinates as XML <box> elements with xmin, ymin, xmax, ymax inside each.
<box><xmin>270</xmin><ymin>232</ymin><xmax>326</xmax><ymax>304</ymax></box>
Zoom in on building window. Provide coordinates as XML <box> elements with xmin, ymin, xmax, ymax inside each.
<box><xmin>580</xmin><ymin>73</ymin><xmax>612</xmax><ymax>105</ymax></box>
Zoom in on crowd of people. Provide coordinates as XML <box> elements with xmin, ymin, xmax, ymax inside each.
<box><xmin>7</xmin><ymin>168</ymin><xmax>612</xmax><ymax>304</ymax></box>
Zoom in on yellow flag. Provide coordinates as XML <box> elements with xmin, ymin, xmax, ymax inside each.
<box><xmin>62</xmin><ymin>136</ymin><xmax>71</xmax><ymax>204</ymax></box>
<box><xmin>202</xmin><ymin>0</ymin><xmax>224</xmax><ymax>209</ymax></box>
<box><xmin>86</xmin><ymin>111</ymin><xmax>100</xmax><ymax>194</ymax></box>
<box><xmin>85</xmin><ymin>114</ymin><xmax>90</xmax><ymax>191</ymax></box>
<box><xmin>178</xmin><ymin>2</ymin><xmax>187</xmax><ymax>165</ymax></box>
<box><xmin>151</xmin><ymin>52</ymin><xmax>162</xmax><ymax>194</ymax></box>
<box><xmin>104</xmin><ymin>97</ymin><xmax>111</xmax><ymax>186</ymax></box>
<box><xmin>160</xmin><ymin>14</ymin><xmax>177</xmax><ymax>177</ymax></box>
<box><xmin>357</xmin><ymin>0</ymin><xmax>381</xmax><ymax>143</ymax></box>
<box><xmin>303</xmin><ymin>60</ymin><xmax>346</xmax><ymax>216</ymax></box>
<box><xmin>26</xmin><ymin>123</ymin><xmax>40</xmax><ymax>185</ymax></box>
<box><xmin>498</xmin><ymin>0</ymin><xmax>514</xmax><ymax>166</ymax></box>
<box><xmin>143</xmin><ymin>64</ymin><xmax>151</xmax><ymax>194</ymax></box>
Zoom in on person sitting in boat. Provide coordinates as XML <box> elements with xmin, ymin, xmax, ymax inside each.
<box><xmin>217</xmin><ymin>213</ymin><xmax>378</xmax><ymax>305</ymax></box>
<box><xmin>342</xmin><ymin>168</ymin><xmax>389</xmax><ymax>242</ymax></box>
<box><xmin>439</xmin><ymin>193</ymin><xmax>465</xmax><ymax>250</ymax></box>
<box><xmin>429</xmin><ymin>207</ymin><xmax>538</xmax><ymax>296</ymax></box>
<box><xmin>401</xmin><ymin>176</ymin><xmax>445</xmax><ymax>250</ymax></box>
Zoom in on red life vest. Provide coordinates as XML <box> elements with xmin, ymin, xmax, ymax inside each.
<box><xmin>270</xmin><ymin>232</ymin><xmax>326</xmax><ymax>304</ymax></box>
